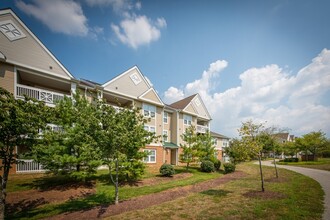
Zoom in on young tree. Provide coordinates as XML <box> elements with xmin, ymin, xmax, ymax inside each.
<box><xmin>197</xmin><ymin>131</ymin><xmax>216</xmax><ymax>162</ymax></box>
<box><xmin>33</xmin><ymin>92</ymin><xmax>102</xmax><ymax>178</ymax></box>
<box><xmin>225</xmin><ymin>138</ymin><xmax>253</xmax><ymax>164</ymax></box>
<box><xmin>239</xmin><ymin>120</ymin><xmax>265</xmax><ymax>192</ymax></box>
<box><xmin>98</xmin><ymin>104</ymin><xmax>155</xmax><ymax>204</ymax></box>
<box><xmin>179</xmin><ymin>126</ymin><xmax>200</xmax><ymax>170</ymax></box>
<box><xmin>258</xmin><ymin>128</ymin><xmax>281</xmax><ymax>178</ymax></box>
<box><xmin>0</xmin><ymin>88</ymin><xmax>47</xmax><ymax>219</ymax></box>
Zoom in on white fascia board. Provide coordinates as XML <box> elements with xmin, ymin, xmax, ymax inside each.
<box><xmin>16</xmin><ymin>66</ymin><xmax>72</xmax><ymax>84</ymax></box>
<box><xmin>1</xmin><ymin>9</ymin><xmax>74</xmax><ymax>79</ymax></box>
<box><xmin>139</xmin><ymin>97</ymin><xmax>164</xmax><ymax>107</ymax></box>
<box><xmin>102</xmin><ymin>88</ymin><xmax>137</xmax><ymax>100</ymax></box>
<box><xmin>195</xmin><ymin>94</ymin><xmax>212</xmax><ymax>120</ymax></box>
<box><xmin>102</xmin><ymin>66</ymin><xmax>151</xmax><ymax>88</ymax></box>
<box><xmin>138</xmin><ymin>87</ymin><xmax>164</xmax><ymax>106</ymax></box>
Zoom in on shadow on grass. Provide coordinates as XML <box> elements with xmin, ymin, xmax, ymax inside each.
<box><xmin>201</xmin><ymin>189</ymin><xmax>231</xmax><ymax>197</ymax></box>
<box><xmin>6</xmin><ymin>192</ymin><xmax>114</xmax><ymax>219</ymax></box>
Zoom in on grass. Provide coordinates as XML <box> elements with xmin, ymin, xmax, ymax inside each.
<box><xmin>6</xmin><ymin>163</ymin><xmax>325</xmax><ymax>220</ymax></box>
<box><xmin>277</xmin><ymin>157</ymin><xmax>330</xmax><ymax>171</ymax></box>
<box><xmin>108</xmin><ymin>162</ymin><xmax>324</xmax><ymax>220</ymax></box>
<box><xmin>6</xmin><ymin>166</ymin><xmax>223</xmax><ymax>219</ymax></box>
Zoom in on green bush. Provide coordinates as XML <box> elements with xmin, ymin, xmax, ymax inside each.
<box><xmin>223</xmin><ymin>162</ymin><xmax>236</xmax><ymax>174</ymax></box>
<box><xmin>159</xmin><ymin>164</ymin><xmax>175</xmax><ymax>177</ymax></box>
<box><xmin>213</xmin><ymin>159</ymin><xmax>221</xmax><ymax>171</ymax></box>
<box><xmin>200</xmin><ymin>160</ymin><xmax>215</xmax><ymax>173</ymax></box>
<box><xmin>284</xmin><ymin>158</ymin><xmax>299</xmax><ymax>162</ymax></box>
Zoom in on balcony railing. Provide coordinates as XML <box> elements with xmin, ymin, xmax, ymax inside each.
<box><xmin>197</xmin><ymin>125</ymin><xmax>209</xmax><ymax>133</ymax></box>
<box><xmin>16</xmin><ymin>84</ymin><xmax>67</xmax><ymax>105</ymax></box>
<box><xmin>16</xmin><ymin>159</ymin><xmax>46</xmax><ymax>173</ymax></box>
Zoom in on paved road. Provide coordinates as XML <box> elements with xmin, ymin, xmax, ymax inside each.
<box><xmin>260</xmin><ymin>161</ymin><xmax>330</xmax><ymax>220</ymax></box>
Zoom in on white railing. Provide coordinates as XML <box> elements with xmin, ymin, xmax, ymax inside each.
<box><xmin>39</xmin><ymin>123</ymin><xmax>63</xmax><ymax>135</ymax></box>
<box><xmin>197</xmin><ymin>125</ymin><xmax>209</xmax><ymax>133</ymax></box>
<box><xmin>16</xmin><ymin>84</ymin><xmax>66</xmax><ymax>105</ymax></box>
<box><xmin>16</xmin><ymin>159</ymin><xmax>46</xmax><ymax>173</ymax></box>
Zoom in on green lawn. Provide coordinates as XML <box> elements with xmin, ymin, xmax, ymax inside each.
<box><xmin>277</xmin><ymin>158</ymin><xmax>330</xmax><ymax>171</ymax></box>
<box><xmin>6</xmin><ymin>166</ymin><xmax>223</xmax><ymax>219</ymax></box>
<box><xmin>109</xmin><ymin>162</ymin><xmax>324</xmax><ymax>220</ymax></box>
<box><xmin>6</xmin><ymin>163</ymin><xmax>325</xmax><ymax>220</ymax></box>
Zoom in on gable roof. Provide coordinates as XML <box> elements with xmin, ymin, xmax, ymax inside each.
<box><xmin>210</xmin><ymin>131</ymin><xmax>230</xmax><ymax>140</ymax></box>
<box><xmin>102</xmin><ymin>66</ymin><xmax>164</xmax><ymax>106</ymax></box>
<box><xmin>170</xmin><ymin>94</ymin><xmax>211</xmax><ymax>120</ymax></box>
<box><xmin>169</xmin><ymin>94</ymin><xmax>196</xmax><ymax>109</ymax></box>
<box><xmin>0</xmin><ymin>9</ymin><xmax>74</xmax><ymax>80</ymax></box>
<box><xmin>138</xmin><ymin>87</ymin><xmax>164</xmax><ymax>106</ymax></box>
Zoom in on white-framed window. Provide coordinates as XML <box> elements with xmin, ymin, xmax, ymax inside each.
<box><xmin>212</xmin><ymin>138</ymin><xmax>218</xmax><ymax>146</ymax></box>
<box><xmin>144</xmin><ymin>125</ymin><xmax>156</xmax><ymax>133</ymax></box>
<box><xmin>163</xmin><ymin>130</ymin><xmax>168</xmax><ymax>142</ymax></box>
<box><xmin>183</xmin><ymin>114</ymin><xmax>192</xmax><ymax>125</ymax></box>
<box><xmin>223</xmin><ymin>140</ymin><xmax>229</xmax><ymax>148</ymax></box>
<box><xmin>163</xmin><ymin>112</ymin><xmax>168</xmax><ymax>123</ymax></box>
<box><xmin>143</xmin><ymin>104</ymin><xmax>156</xmax><ymax>118</ymax></box>
<box><xmin>144</xmin><ymin>149</ymin><xmax>156</xmax><ymax>163</ymax></box>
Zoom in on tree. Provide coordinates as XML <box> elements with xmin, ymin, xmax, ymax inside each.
<box><xmin>33</xmin><ymin>92</ymin><xmax>102</xmax><ymax>178</ymax></box>
<box><xmin>0</xmin><ymin>88</ymin><xmax>47</xmax><ymax>219</ymax></box>
<box><xmin>239</xmin><ymin>120</ymin><xmax>265</xmax><ymax>192</ymax></box>
<box><xmin>179</xmin><ymin>126</ymin><xmax>200</xmax><ymax>170</ymax></box>
<box><xmin>98</xmin><ymin>104</ymin><xmax>156</xmax><ymax>204</ymax></box>
<box><xmin>197</xmin><ymin>131</ymin><xmax>216</xmax><ymax>162</ymax></box>
<box><xmin>295</xmin><ymin>131</ymin><xmax>328</xmax><ymax>161</ymax></box>
<box><xmin>258</xmin><ymin>128</ymin><xmax>281</xmax><ymax>178</ymax></box>
<box><xmin>225</xmin><ymin>138</ymin><xmax>252</xmax><ymax>164</ymax></box>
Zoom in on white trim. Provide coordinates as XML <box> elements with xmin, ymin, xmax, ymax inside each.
<box><xmin>11</xmin><ymin>60</ymin><xmax>72</xmax><ymax>80</ymax></box>
<box><xmin>138</xmin><ymin>88</ymin><xmax>164</xmax><ymax>106</ymax></box>
<box><xmin>139</xmin><ymin>97</ymin><xmax>164</xmax><ymax>107</ymax></box>
<box><xmin>193</xmin><ymin>94</ymin><xmax>212</xmax><ymax>120</ymax></box>
<box><xmin>102</xmin><ymin>90</ymin><xmax>134</xmax><ymax>103</ymax></box>
<box><xmin>0</xmin><ymin>9</ymin><xmax>74</xmax><ymax>79</ymax></box>
<box><xmin>163</xmin><ymin>130</ymin><xmax>169</xmax><ymax>142</ymax></box>
<box><xmin>163</xmin><ymin>112</ymin><xmax>168</xmax><ymax>124</ymax></box>
<box><xmin>102</xmin><ymin>88</ymin><xmax>137</xmax><ymax>100</ymax></box>
<box><xmin>102</xmin><ymin>66</ymin><xmax>151</xmax><ymax>88</ymax></box>
<box><xmin>14</xmin><ymin>65</ymin><xmax>17</xmax><ymax>99</ymax></box>
<box><xmin>143</xmin><ymin>149</ymin><xmax>156</xmax><ymax>163</ymax></box>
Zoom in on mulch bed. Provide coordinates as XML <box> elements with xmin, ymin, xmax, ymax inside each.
<box><xmin>45</xmin><ymin>171</ymin><xmax>246</xmax><ymax>220</ymax></box>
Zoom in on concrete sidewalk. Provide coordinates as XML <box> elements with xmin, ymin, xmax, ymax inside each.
<box><xmin>259</xmin><ymin>160</ymin><xmax>330</xmax><ymax>220</ymax></box>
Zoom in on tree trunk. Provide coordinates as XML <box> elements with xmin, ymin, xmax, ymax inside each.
<box><xmin>258</xmin><ymin>153</ymin><xmax>265</xmax><ymax>192</ymax></box>
<box><xmin>273</xmin><ymin>151</ymin><xmax>278</xmax><ymax>178</ymax></box>
<box><xmin>0</xmin><ymin>159</ymin><xmax>10</xmax><ymax>220</ymax></box>
<box><xmin>114</xmin><ymin>158</ymin><xmax>119</xmax><ymax>205</ymax></box>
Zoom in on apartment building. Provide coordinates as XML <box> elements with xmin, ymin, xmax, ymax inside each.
<box><xmin>0</xmin><ymin>9</ymin><xmax>227</xmax><ymax>173</ymax></box>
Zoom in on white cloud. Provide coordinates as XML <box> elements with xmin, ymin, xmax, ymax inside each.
<box><xmin>163</xmin><ymin>87</ymin><xmax>185</xmax><ymax>104</ymax></box>
<box><xmin>85</xmin><ymin>0</ymin><xmax>134</xmax><ymax>13</ymax></box>
<box><xmin>111</xmin><ymin>15</ymin><xmax>166</xmax><ymax>49</ymax></box>
<box><xmin>163</xmin><ymin>49</ymin><xmax>330</xmax><ymax>138</ymax></box>
<box><xmin>16</xmin><ymin>0</ymin><xmax>89</xmax><ymax>36</ymax></box>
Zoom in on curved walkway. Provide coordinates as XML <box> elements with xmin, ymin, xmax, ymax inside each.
<box><xmin>260</xmin><ymin>161</ymin><xmax>330</xmax><ymax>220</ymax></box>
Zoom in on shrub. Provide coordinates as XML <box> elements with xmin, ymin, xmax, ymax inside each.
<box><xmin>214</xmin><ymin>159</ymin><xmax>221</xmax><ymax>171</ymax></box>
<box><xmin>159</xmin><ymin>164</ymin><xmax>175</xmax><ymax>177</ymax></box>
<box><xmin>223</xmin><ymin>162</ymin><xmax>236</xmax><ymax>174</ymax></box>
<box><xmin>201</xmin><ymin>160</ymin><xmax>215</xmax><ymax>173</ymax></box>
<box><xmin>284</xmin><ymin>158</ymin><xmax>299</xmax><ymax>162</ymax></box>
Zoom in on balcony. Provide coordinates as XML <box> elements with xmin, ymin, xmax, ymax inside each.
<box><xmin>197</xmin><ymin>125</ymin><xmax>209</xmax><ymax>133</ymax></box>
<box><xmin>16</xmin><ymin>84</ymin><xmax>67</xmax><ymax>105</ymax></box>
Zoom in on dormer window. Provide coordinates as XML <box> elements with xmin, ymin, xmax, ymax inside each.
<box><xmin>0</xmin><ymin>20</ymin><xmax>26</xmax><ymax>41</ymax></box>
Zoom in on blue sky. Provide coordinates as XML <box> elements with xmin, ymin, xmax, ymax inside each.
<box><xmin>1</xmin><ymin>0</ymin><xmax>330</xmax><ymax>137</ymax></box>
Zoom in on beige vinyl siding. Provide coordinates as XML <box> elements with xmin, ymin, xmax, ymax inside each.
<box><xmin>163</xmin><ymin>112</ymin><xmax>172</xmax><ymax>142</ymax></box>
<box><xmin>141</xmin><ymin>89</ymin><xmax>162</xmax><ymax>105</ymax></box>
<box><xmin>193</xmin><ymin>101</ymin><xmax>210</xmax><ymax>119</ymax></box>
<box><xmin>0</xmin><ymin>14</ymin><xmax>70</xmax><ymax>79</ymax></box>
<box><xmin>0</xmin><ymin>62</ymin><xmax>14</xmax><ymax>94</ymax></box>
<box><xmin>172</xmin><ymin>112</ymin><xmax>178</xmax><ymax>144</ymax></box>
<box><xmin>185</xmin><ymin>103</ymin><xmax>197</xmax><ymax>115</ymax></box>
<box><xmin>103</xmin><ymin>69</ymin><xmax>149</xmax><ymax>98</ymax></box>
